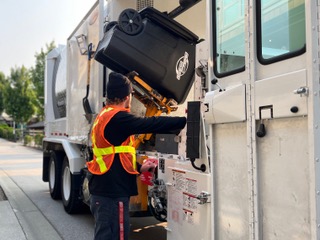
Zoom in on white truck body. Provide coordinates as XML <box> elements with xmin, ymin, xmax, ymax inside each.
<box><xmin>43</xmin><ymin>0</ymin><xmax>320</xmax><ymax>239</ymax></box>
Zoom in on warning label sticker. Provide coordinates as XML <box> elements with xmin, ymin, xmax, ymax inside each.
<box><xmin>170</xmin><ymin>169</ymin><xmax>199</xmax><ymax>224</ymax></box>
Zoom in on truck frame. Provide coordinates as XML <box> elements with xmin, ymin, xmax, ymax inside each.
<box><xmin>42</xmin><ymin>0</ymin><xmax>320</xmax><ymax>239</ymax></box>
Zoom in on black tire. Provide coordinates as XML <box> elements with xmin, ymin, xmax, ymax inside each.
<box><xmin>61</xmin><ymin>157</ymin><xmax>83</xmax><ymax>214</ymax></box>
<box><xmin>48</xmin><ymin>151</ymin><xmax>63</xmax><ymax>200</ymax></box>
<box><xmin>148</xmin><ymin>196</ymin><xmax>167</xmax><ymax>222</ymax></box>
<box><xmin>118</xmin><ymin>8</ymin><xmax>143</xmax><ymax>35</ymax></box>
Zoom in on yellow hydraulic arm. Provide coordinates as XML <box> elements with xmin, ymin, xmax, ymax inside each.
<box><xmin>127</xmin><ymin>72</ymin><xmax>178</xmax><ymax>149</ymax></box>
<box><xmin>127</xmin><ymin>72</ymin><xmax>178</xmax><ymax>212</ymax></box>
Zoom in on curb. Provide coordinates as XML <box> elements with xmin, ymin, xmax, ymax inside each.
<box><xmin>0</xmin><ymin>169</ymin><xmax>62</xmax><ymax>240</ymax></box>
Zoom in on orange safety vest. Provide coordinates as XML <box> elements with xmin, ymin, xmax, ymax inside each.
<box><xmin>87</xmin><ymin>106</ymin><xmax>139</xmax><ymax>175</ymax></box>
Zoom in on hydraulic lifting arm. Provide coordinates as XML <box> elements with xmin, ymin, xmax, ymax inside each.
<box><xmin>127</xmin><ymin>72</ymin><xmax>178</xmax><ymax>149</ymax></box>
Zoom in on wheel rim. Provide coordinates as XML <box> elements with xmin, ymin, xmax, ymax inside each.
<box><xmin>118</xmin><ymin>9</ymin><xmax>143</xmax><ymax>35</ymax></box>
<box><xmin>49</xmin><ymin>160</ymin><xmax>55</xmax><ymax>190</ymax></box>
<box><xmin>82</xmin><ymin>176</ymin><xmax>91</xmax><ymax>204</ymax></box>
<box><xmin>148</xmin><ymin>196</ymin><xmax>167</xmax><ymax>221</ymax></box>
<box><xmin>62</xmin><ymin>165</ymin><xmax>71</xmax><ymax>201</ymax></box>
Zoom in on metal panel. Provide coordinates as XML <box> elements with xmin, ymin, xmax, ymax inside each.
<box><xmin>212</xmin><ymin>122</ymin><xmax>249</xmax><ymax>239</ymax></box>
<box><xmin>66</xmin><ymin>3</ymin><xmax>102</xmax><ymax>142</ymax></box>
<box><xmin>204</xmin><ymin>84</ymin><xmax>246</xmax><ymax>124</ymax></box>
<box><xmin>137</xmin><ymin>0</ymin><xmax>154</xmax><ymax>10</ymax></box>
<box><xmin>257</xmin><ymin>117</ymin><xmax>310</xmax><ymax>239</ymax></box>
<box><xmin>166</xmin><ymin>167</ymin><xmax>211</xmax><ymax>240</ymax></box>
<box><xmin>255</xmin><ymin>69</ymin><xmax>308</xmax><ymax>120</ymax></box>
<box><xmin>305</xmin><ymin>1</ymin><xmax>320</xmax><ymax>238</ymax></box>
<box><xmin>155</xmin><ymin>134</ymin><xmax>179</xmax><ymax>154</ymax></box>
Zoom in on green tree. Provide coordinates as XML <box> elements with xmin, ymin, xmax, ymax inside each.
<box><xmin>30</xmin><ymin>41</ymin><xmax>56</xmax><ymax>120</ymax></box>
<box><xmin>3</xmin><ymin>66</ymin><xmax>36</xmax><ymax>125</ymax></box>
<box><xmin>0</xmin><ymin>72</ymin><xmax>5</xmax><ymax>115</ymax></box>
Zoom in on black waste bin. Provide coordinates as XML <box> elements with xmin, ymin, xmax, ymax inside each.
<box><xmin>94</xmin><ymin>7</ymin><xmax>199</xmax><ymax>104</ymax></box>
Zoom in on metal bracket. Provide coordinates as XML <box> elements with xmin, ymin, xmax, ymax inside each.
<box><xmin>293</xmin><ymin>86</ymin><xmax>309</xmax><ymax>97</ymax></box>
<box><xmin>196</xmin><ymin>191</ymin><xmax>211</xmax><ymax>204</ymax></box>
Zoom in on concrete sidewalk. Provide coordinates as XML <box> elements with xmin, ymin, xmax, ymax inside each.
<box><xmin>0</xmin><ymin>169</ymin><xmax>62</xmax><ymax>240</ymax></box>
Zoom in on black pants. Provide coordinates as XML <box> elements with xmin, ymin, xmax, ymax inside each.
<box><xmin>90</xmin><ymin>195</ymin><xmax>130</xmax><ymax>240</ymax></box>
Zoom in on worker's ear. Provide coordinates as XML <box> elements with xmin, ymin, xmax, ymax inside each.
<box><xmin>124</xmin><ymin>95</ymin><xmax>130</xmax><ymax>104</ymax></box>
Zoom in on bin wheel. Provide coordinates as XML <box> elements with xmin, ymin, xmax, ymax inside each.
<box><xmin>104</xmin><ymin>21</ymin><xmax>118</xmax><ymax>33</ymax></box>
<box><xmin>118</xmin><ymin>8</ymin><xmax>143</xmax><ymax>35</ymax></box>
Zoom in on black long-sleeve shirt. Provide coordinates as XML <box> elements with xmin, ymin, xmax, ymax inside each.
<box><xmin>89</xmin><ymin>110</ymin><xmax>186</xmax><ymax>198</ymax></box>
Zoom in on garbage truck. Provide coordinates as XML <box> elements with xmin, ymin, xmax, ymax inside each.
<box><xmin>42</xmin><ymin>0</ymin><xmax>320</xmax><ymax>239</ymax></box>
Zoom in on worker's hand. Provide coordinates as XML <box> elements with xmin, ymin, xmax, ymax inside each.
<box><xmin>140</xmin><ymin>160</ymin><xmax>156</xmax><ymax>173</ymax></box>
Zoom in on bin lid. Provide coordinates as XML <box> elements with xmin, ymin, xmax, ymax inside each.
<box><xmin>139</xmin><ymin>7</ymin><xmax>199</xmax><ymax>44</ymax></box>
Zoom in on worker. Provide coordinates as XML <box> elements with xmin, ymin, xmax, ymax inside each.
<box><xmin>87</xmin><ymin>72</ymin><xmax>186</xmax><ymax>240</ymax></box>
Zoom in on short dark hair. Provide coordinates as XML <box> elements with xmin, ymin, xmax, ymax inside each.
<box><xmin>105</xmin><ymin>96</ymin><xmax>127</xmax><ymax>105</ymax></box>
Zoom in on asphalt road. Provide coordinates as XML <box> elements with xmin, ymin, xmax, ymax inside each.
<box><xmin>0</xmin><ymin>138</ymin><xmax>167</xmax><ymax>240</ymax></box>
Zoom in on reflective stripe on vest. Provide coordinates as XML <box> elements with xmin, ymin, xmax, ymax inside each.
<box><xmin>93</xmin><ymin>145</ymin><xmax>136</xmax><ymax>173</ymax></box>
<box><xmin>88</xmin><ymin>106</ymin><xmax>138</xmax><ymax>174</ymax></box>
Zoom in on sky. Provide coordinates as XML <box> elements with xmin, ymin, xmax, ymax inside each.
<box><xmin>0</xmin><ymin>0</ymin><xmax>96</xmax><ymax>77</ymax></box>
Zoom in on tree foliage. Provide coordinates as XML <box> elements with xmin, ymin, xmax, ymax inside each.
<box><xmin>3</xmin><ymin>66</ymin><xmax>36</xmax><ymax>124</ymax></box>
<box><xmin>0</xmin><ymin>72</ymin><xmax>5</xmax><ymax>115</ymax></box>
<box><xmin>30</xmin><ymin>41</ymin><xmax>56</xmax><ymax>120</ymax></box>
<box><xmin>1</xmin><ymin>41</ymin><xmax>56</xmax><ymax>126</ymax></box>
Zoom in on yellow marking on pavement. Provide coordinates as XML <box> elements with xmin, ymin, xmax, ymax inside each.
<box><xmin>132</xmin><ymin>221</ymin><xmax>167</xmax><ymax>232</ymax></box>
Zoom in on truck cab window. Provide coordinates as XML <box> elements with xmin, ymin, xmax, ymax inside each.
<box><xmin>214</xmin><ymin>0</ymin><xmax>245</xmax><ymax>77</ymax></box>
<box><xmin>257</xmin><ymin>0</ymin><xmax>306</xmax><ymax>64</ymax></box>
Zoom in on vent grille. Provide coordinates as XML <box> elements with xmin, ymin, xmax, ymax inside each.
<box><xmin>137</xmin><ymin>0</ymin><xmax>154</xmax><ymax>11</ymax></box>
<box><xmin>0</xmin><ymin>186</ymin><xmax>7</xmax><ymax>201</ymax></box>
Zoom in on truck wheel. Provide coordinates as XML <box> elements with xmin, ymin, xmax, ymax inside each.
<box><xmin>49</xmin><ymin>151</ymin><xmax>62</xmax><ymax>199</ymax></box>
<box><xmin>61</xmin><ymin>157</ymin><xmax>83</xmax><ymax>214</ymax></box>
<box><xmin>81</xmin><ymin>169</ymin><xmax>92</xmax><ymax>206</ymax></box>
